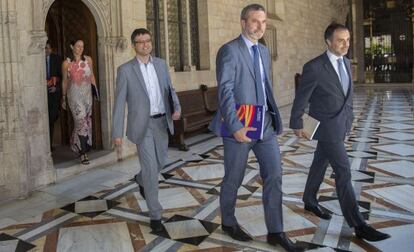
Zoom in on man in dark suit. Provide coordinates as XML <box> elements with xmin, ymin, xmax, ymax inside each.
<box><xmin>290</xmin><ymin>23</ymin><xmax>390</xmax><ymax>242</ymax></box>
<box><xmin>45</xmin><ymin>40</ymin><xmax>62</xmax><ymax>150</ymax></box>
<box><xmin>209</xmin><ymin>4</ymin><xmax>303</xmax><ymax>252</ymax></box>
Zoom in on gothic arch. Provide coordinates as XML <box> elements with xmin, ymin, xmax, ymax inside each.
<box><xmin>41</xmin><ymin>0</ymin><xmax>120</xmax><ymax>153</ymax></box>
<box><xmin>42</xmin><ymin>0</ymin><xmax>110</xmax><ymax>38</ymax></box>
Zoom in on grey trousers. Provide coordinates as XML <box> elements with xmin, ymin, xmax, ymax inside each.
<box><xmin>221</xmin><ymin>112</ymin><xmax>284</xmax><ymax>233</ymax></box>
<box><xmin>136</xmin><ymin>116</ymin><xmax>168</xmax><ymax>220</ymax></box>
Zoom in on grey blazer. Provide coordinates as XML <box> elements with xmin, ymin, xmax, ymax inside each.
<box><xmin>209</xmin><ymin>35</ymin><xmax>282</xmax><ymax>136</ymax></box>
<box><xmin>112</xmin><ymin>57</ymin><xmax>181</xmax><ymax>145</ymax></box>
<box><xmin>290</xmin><ymin>52</ymin><xmax>353</xmax><ymax>142</ymax></box>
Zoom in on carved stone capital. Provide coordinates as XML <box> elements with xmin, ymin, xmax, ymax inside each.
<box><xmin>1</xmin><ymin>11</ymin><xmax>17</xmax><ymax>25</ymax></box>
<box><xmin>27</xmin><ymin>31</ymin><xmax>48</xmax><ymax>55</ymax></box>
<box><xmin>102</xmin><ymin>36</ymin><xmax>128</xmax><ymax>52</ymax></box>
<box><xmin>42</xmin><ymin>0</ymin><xmax>54</xmax><ymax>18</ymax></box>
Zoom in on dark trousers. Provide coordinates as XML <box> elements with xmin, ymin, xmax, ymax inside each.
<box><xmin>303</xmin><ymin>141</ymin><xmax>365</xmax><ymax>227</ymax></box>
<box><xmin>48</xmin><ymin>90</ymin><xmax>60</xmax><ymax>147</ymax></box>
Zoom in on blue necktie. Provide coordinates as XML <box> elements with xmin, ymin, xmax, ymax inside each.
<box><xmin>337</xmin><ymin>58</ymin><xmax>349</xmax><ymax>95</ymax></box>
<box><xmin>252</xmin><ymin>45</ymin><xmax>265</xmax><ymax>105</ymax></box>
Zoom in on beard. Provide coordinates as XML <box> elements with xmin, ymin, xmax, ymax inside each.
<box><xmin>340</xmin><ymin>47</ymin><xmax>349</xmax><ymax>56</ymax></box>
<box><xmin>249</xmin><ymin>30</ymin><xmax>264</xmax><ymax>40</ymax></box>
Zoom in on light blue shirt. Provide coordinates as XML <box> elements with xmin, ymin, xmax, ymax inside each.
<box><xmin>137</xmin><ymin>57</ymin><xmax>166</xmax><ymax>115</ymax></box>
<box><xmin>241</xmin><ymin>34</ymin><xmax>267</xmax><ymax>110</ymax></box>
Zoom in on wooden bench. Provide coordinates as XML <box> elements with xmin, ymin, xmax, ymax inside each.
<box><xmin>200</xmin><ymin>84</ymin><xmax>218</xmax><ymax>113</ymax></box>
<box><xmin>170</xmin><ymin>85</ymin><xmax>217</xmax><ymax>151</ymax></box>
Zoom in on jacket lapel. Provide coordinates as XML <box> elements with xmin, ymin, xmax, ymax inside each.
<box><xmin>258</xmin><ymin>44</ymin><xmax>272</xmax><ymax>89</ymax></box>
<box><xmin>152</xmin><ymin>58</ymin><xmax>166</xmax><ymax>98</ymax></box>
<box><xmin>237</xmin><ymin>35</ymin><xmax>255</xmax><ymax>78</ymax></box>
<box><xmin>131</xmin><ymin>58</ymin><xmax>149</xmax><ymax>98</ymax></box>
<box><xmin>322</xmin><ymin>53</ymin><xmax>345</xmax><ymax>97</ymax></box>
<box><xmin>344</xmin><ymin>57</ymin><xmax>353</xmax><ymax>98</ymax></box>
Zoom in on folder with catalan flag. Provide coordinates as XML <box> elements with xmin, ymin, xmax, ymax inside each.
<box><xmin>220</xmin><ymin>104</ymin><xmax>265</xmax><ymax>140</ymax></box>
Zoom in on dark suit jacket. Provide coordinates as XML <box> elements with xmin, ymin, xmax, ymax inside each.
<box><xmin>290</xmin><ymin>52</ymin><xmax>353</xmax><ymax>142</ymax></box>
<box><xmin>47</xmin><ymin>53</ymin><xmax>62</xmax><ymax>122</ymax></box>
<box><xmin>47</xmin><ymin>53</ymin><xmax>62</xmax><ymax>92</ymax></box>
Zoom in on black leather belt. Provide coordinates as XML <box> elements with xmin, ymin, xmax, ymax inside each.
<box><xmin>150</xmin><ymin>113</ymin><xmax>165</xmax><ymax>118</ymax></box>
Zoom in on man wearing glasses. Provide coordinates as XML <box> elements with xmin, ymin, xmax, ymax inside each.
<box><xmin>112</xmin><ymin>28</ymin><xmax>181</xmax><ymax>232</ymax></box>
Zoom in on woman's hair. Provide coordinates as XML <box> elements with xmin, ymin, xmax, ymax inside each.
<box><xmin>68</xmin><ymin>39</ymin><xmax>86</xmax><ymax>61</ymax></box>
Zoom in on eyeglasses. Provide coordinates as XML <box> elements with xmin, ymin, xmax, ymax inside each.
<box><xmin>134</xmin><ymin>39</ymin><xmax>152</xmax><ymax>45</ymax></box>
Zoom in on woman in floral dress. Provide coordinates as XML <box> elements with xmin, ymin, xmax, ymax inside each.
<box><xmin>61</xmin><ymin>39</ymin><xmax>97</xmax><ymax>164</ymax></box>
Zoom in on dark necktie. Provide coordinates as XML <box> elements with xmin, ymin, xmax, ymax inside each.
<box><xmin>252</xmin><ymin>45</ymin><xmax>265</xmax><ymax>105</ymax></box>
<box><xmin>337</xmin><ymin>58</ymin><xmax>349</xmax><ymax>95</ymax></box>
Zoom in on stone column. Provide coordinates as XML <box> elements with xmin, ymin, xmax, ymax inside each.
<box><xmin>411</xmin><ymin>5</ymin><xmax>414</xmax><ymax>82</ymax></box>
<box><xmin>98</xmin><ymin>36</ymin><xmax>127</xmax><ymax>150</ymax></box>
<box><xmin>0</xmin><ymin>0</ymin><xmax>29</xmax><ymax>201</ymax></box>
<box><xmin>197</xmin><ymin>0</ymin><xmax>210</xmax><ymax>70</ymax></box>
<box><xmin>163</xmin><ymin>1</ymin><xmax>171</xmax><ymax>67</ymax></box>
<box><xmin>185</xmin><ymin>0</ymin><xmax>195</xmax><ymax>71</ymax></box>
<box><xmin>353</xmin><ymin>0</ymin><xmax>365</xmax><ymax>84</ymax></box>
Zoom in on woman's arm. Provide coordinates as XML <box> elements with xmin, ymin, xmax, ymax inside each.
<box><xmin>86</xmin><ymin>56</ymin><xmax>97</xmax><ymax>86</ymax></box>
<box><xmin>61</xmin><ymin>60</ymin><xmax>69</xmax><ymax>96</ymax></box>
<box><xmin>61</xmin><ymin>60</ymin><xmax>69</xmax><ymax>109</ymax></box>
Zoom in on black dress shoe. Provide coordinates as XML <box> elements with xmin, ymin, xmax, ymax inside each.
<box><xmin>267</xmin><ymin>232</ymin><xmax>304</xmax><ymax>252</ymax></box>
<box><xmin>134</xmin><ymin>175</ymin><xmax>146</xmax><ymax>199</ymax></box>
<box><xmin>222</xmin><ymin>224</ymin><xmax>253</xmax><ymax>241</ymax></box>
<box><xmin>150</xmin><ymin>219</ymin><xmax>164</xmax><ymax>232</ymax></box>
<box><xmin>355</xmin><ymin>224</ymin><xmax>391</xmax><ymax>242</ymax></box>
<box><xmin>304</xmin><ymin>204</ymin><xmax>332</xmax><ymax>220</ymax></box>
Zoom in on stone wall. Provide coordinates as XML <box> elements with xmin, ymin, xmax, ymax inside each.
<box><xmin>112</xmin><ymin>0</ymin><xmax>349</xmax><ymax>103</ymax></box>
<box><xmin>169</xmin><ymin>0</ymin><xmax>348</xmax><ymax>105</ymax></box>
<box><xmin>271</xmin><ymin>0</ymin><xmax>348</xmax><ymax>106</ymax></box>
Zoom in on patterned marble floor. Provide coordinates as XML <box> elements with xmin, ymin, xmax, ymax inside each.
<box><xmin>2</xmin><ymin>88</ymin><xmax>414</xmax><ymax>251</ymax></box>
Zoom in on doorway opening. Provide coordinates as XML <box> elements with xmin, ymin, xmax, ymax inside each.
<box><xmin>45</xmin><ymin>0</ymin><xmax>103</xmax><ymax>165</ymax></box>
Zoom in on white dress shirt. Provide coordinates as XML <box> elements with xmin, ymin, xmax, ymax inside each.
<box><xmin>137</xmin><ymin>57</ymin><xmax>166</xmax><ymax>116</ymax></box>
<box><xmin>326</xmin><ymin>50</ymin><xmax>347</xmax><ymax>80</ymax></box>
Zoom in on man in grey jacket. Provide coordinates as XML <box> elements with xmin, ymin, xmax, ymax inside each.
<box><xmin>112</xmin><ymin>28</ymin><xmax>181</xmax><ymax>232</ymax></box>
<box><xmin>209</xmin><ymin>4</ymin><xmax>303</xmax><ymax>252</ymax></box>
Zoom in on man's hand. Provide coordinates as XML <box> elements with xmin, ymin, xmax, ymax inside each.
<box><xmin>293</xmin><ymin>129</ymin><xmax>304</xmax><ymax>138</ymax></box>
<box><xmin>114</xmin><ymin>138</ymin><xmax>123</xmax><ymax>161</ymax></box>
<box><xmin>172</xmin><ymin>111</ymin><xmax>181</xmax><ymax>120</ymax></box>
<box><xmin>233</xmin><ymin>127</ymin><xmax>256</xmax><ymax>143</ymax></box>
<box><xmin>48</xmin><ymin>86</ymin><xmax>56</xmax><ymax>93</ymax></box>
<box><xmin>113</xmin><ymin>138</ymin><xmax>122</xmax><ymax>146</ymax></box>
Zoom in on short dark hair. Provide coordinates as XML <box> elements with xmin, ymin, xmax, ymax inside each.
<box><xmin>46</xmin><ymin>40</ymin><xmax>51</xmax><ymax>47</ymax></box>
<box><xmin>131</xmin><ymin>28</ymin><xmax>152</xmax><ymax>43</ymax></box>
<box><xmin>240</xmin><ymin>4</ymin><xmax>266</xmax><ymax>20</ymax></box>
<box><xmin>324</xmin><ymin>22</ymin><xmax>348</xmax><ymax>42</ymax></box>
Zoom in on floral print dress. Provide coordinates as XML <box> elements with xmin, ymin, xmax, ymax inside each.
<box><xmin>67</xmin><ymin>58</ymin><xmax>93</xmax><ymax>154</ymax></box>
